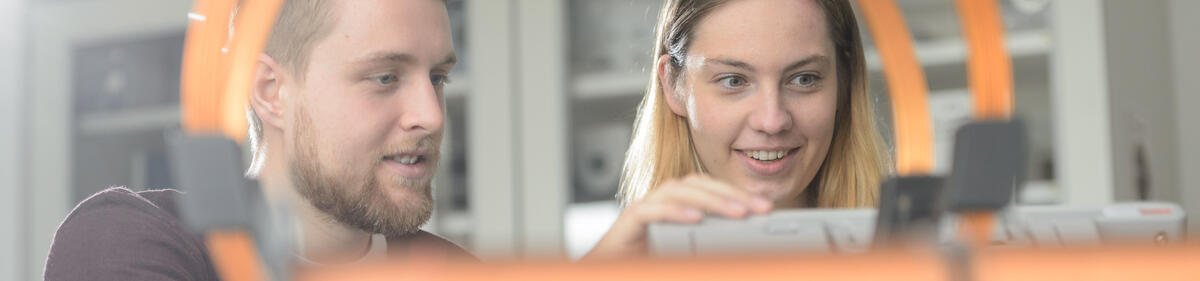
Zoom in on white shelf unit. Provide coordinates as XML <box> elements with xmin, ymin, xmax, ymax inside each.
<box><xmin>0</xmin><ymin>0</ymin><xmax>25</xmax><ymax>279</ymax></box>
<box><xmin>77</xmin><ymin>105</ymin><xmax>181</xmax><ymax>136</ymax></box>
<box><xmin>572</xmin><ymin>71</ymin><xmax>648</xmax><ymax>100</ymax></box>
<box><xmin>426</xmin><ymin>210</ymin><xmax>474</xmax><ymax>241</ymax></box>
<box><xmin>424</xmin><ymin>0</ymin><xmax>573</xmax><ymax>259</ymax></box>
<box><xmin>864</xmin><ymin>30</ymin><xmax>1051</xmax><ymax>71</ymax></box>
<box><xmin>444</xmin><ymin>78</ymin><xmax>470</xmax><ymax>99</ymax></box>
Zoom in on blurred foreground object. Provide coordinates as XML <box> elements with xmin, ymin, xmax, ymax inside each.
<box><xmin>297</xmin><ymin>244</ymin><xmax>1200</xmax><ymax>281</ymax></box>
<box><xmin>175</xmin><ymin>0</ymin><xmax>285</xmax><ymax>281</ymax></box>
<box><xmin>648</xmin><ymin>202</ymin><xmax>1185</xmax><ymax>256</ymax></box>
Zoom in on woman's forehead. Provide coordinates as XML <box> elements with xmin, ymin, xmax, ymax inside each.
<box><xmin>688</xmin><ymin>0</ymin><xmax>833</xmax><ymax>70</ymax></box>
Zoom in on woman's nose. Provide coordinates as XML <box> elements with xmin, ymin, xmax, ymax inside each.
<box><xmin>748</xmin><ymin>87</ymin><xmax>793</xmax><ymax>135</ymax></box>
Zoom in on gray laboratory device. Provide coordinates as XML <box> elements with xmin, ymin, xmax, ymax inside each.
<box><xmin>648</xmin><ymin>120</ymin><xmax>1186</xmax><ymax>257</ymax></box>
<box><xmin>647</xmin><ymin>202</ymin><xmax>1186</xmax><ymax>257</ymax></box>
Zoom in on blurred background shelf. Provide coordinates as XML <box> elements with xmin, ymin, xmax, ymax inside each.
<box><xmin>426</xmin><ymin>210</ymin><xmax>474</xmax><ymax>246</ymax></box>
<box><xmin>445</xmin><ymin>77</ymin><xmax>470</xmax><ymax>99</ymax></box>
<box><xmin>77</xmin><ymin>105</ymin><xmax>180</xmax><ymax>136</ymax></box>
<box><xmin>865</xmin><ymin>30</ymin><xmax>1051</xmax><ymax>71</ymax></box>
<box><xmin>572</xmin><ymin>71</ymin><xmax>647</xmax><ymax>100</ymax></box>
<box><xmin>569</xmin><ymin>31</ymin><xmax>1052</xmax><ymax>101</ymax></box>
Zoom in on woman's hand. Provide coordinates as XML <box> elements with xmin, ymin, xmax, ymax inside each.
<box><xmin>582</xmin><ymin>174</ymin><xmax>773</xmax><ymax>260</ymax></box>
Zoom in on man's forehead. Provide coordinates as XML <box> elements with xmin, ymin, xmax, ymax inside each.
<box><xmin>346</xmin><ymin>51</ymin><xmax>458</xmax><ymax>67</ymax></box>
<box><xmin>329</xmin><ymin>0</ymin><xmax>451</xmax><ymax>34</ymax></box>
<box><xmin>315</xmin><ymin>0</ymin><xmax>454</xmax><ymax>65</ymax></box>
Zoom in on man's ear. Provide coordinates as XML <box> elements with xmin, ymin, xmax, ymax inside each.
<box><xmin>251</xmin><ymin>54</ymin><xmax>288</xmax><ymax>130</ymax></box>
<box><xmin>658</xmin><ymin>54</ymin><xmax>688</xmax><ymax>117</ymax></box>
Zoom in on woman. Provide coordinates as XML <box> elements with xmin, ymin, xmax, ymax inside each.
<box><xmin>586</xmin><ymin>0</ymin><xmax>890</xmax><ymax>258</ymax></box>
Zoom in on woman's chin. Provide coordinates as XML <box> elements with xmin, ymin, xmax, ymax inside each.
<box><xmin>737</xmin><ymin>179</ymin><xmax>795</xmax><ymax>203</ymax></box>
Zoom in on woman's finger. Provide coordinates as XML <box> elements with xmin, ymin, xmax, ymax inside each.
<box><xmin>626</xmin><ymin>201</ymin><xmax>704</xmax><ymax>225</ymax></box>
<box><xmin>645</xmin><ymin>180</ymin><xmax>750</xmax><ymax>218</ymax></box>
<box><xmin>681</xmin><ymin>175</ymin><xmax>774</xmax><ymax>214</ymax></box>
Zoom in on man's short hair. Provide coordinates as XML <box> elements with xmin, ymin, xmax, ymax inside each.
<box><xmin>246</xmin><ymin>0</ymin><xmax>336</xmax><ymax>178</ymax></box>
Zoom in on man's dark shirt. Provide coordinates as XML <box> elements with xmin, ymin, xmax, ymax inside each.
<box><xmin>45</xmin><ymin>187</ymin><xmax>473</xmax><ymax>281</ymax></box>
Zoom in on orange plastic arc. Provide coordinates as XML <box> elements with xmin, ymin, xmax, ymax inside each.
<box><xmin>180</xmin><ymin>0</ymin><xmax>235</xmax><ymax>135</ymax></box>
<box><xmin>854</xmin><ymin>0</ymin><xmax>935</xmax><ymax>175</ymax></box>
<box><xmin>959</xmin><ymin>211</ymin><xmax>996</xmax><ymax>248</ymax></box>
<box><xmin>181</xmin><ymin>0</ymin><xmax>283</xmax><ymax>141</ymax></box>
<box><xmin>205</xmin><ymin>230</ymin><xmax>266</xmax><ymax>281</ymax></box>
<box><xmin>955</xmin><ymin>0</ymin><xmax>1014</xmax><ymax>120</ymax></box>
<box><xmin>220</xmin><ymin>0</ymin><xmax>285</xmax><ymax>141</ymax></box>
<box><xmin>297</xmin><ymin>245</ymin><xmax>1200</xmax><ymax>281</ymax></box>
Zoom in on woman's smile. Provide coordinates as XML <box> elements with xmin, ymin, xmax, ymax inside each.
<box><xmin>735</xmin><ymin>146</ymin><xmax>802</xmax><ymax>175</ymax></box>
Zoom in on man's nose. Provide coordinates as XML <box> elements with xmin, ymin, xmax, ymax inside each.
<box><xmin>396</xmin><ymin>77</ymin><xmax>445</xmax><ymax>133</ymax></box>
<box><xmin>748</xmin><ymin>87</ymin><xmax>793</xmax><ymax>135</ymax></box>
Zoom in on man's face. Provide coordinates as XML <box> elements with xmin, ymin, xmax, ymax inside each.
<box><xmin>285</xmin><ymin>0</ymin><xmax>455</xmax><ymax>237</ymax></box>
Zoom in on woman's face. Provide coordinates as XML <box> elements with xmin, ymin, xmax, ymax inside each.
<box><xmin>665</xmin><ymin>0</ymin><xmax>838</xmax><ymax>207</ymax></box>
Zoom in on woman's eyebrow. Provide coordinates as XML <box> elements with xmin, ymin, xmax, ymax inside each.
<box><xmin>706</xmin><ymin>57</ymin><xmax>754</xmax><ymax>72</ymax></box>
<box><xmin>703</xmin><ymin>55</ymin><xmax>830</xmax><ymax>73</ymax></box>
<box><xmin>781</xmin><ymin>55</ymin><xmax>830</xmax><ymax>73</ymax></box>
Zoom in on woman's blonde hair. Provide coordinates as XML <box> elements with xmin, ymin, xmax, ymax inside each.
<box><xmin>618</xmin><ymin>0</ymin><xmax>891</xmax><ymax>208</ymax></box>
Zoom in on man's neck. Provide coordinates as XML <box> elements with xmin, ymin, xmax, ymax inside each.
<box><xmin>258</xmin><ymin>158</ymin><xmax>374</xmax><ymax>264</ymax></box>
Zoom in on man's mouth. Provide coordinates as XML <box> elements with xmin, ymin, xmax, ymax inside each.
<box><xmin>383</xmin><ymin>154</ymin><xmax>426</xmax><ymax>165</ymax></box>
<box><xmin>381</xmin><ymin>151</ymin><xmax>433</xmax><ymax>179</ymax></box>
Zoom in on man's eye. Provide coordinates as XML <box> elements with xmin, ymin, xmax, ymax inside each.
<box><xmin>432</xmin><ymin>75</ymin><xmax>451</xmax><ymax>87</ymax></box>
<box><xmin>372</xmin><ymin>74</ymin><xmax>399</xmax><ymax>86</ymax></box>
<box><xmin>718</xmin><ymin>76</ymin><xmax>747</xmax><ymax>89</ymax></box>
<box><xmin>790</xmin><ymin>73</ymin><xmax>821</xmax><ymax>87</ymax></box>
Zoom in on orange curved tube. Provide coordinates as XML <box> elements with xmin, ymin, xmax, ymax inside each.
<box><xmin>301</xmin><ymin>250</ymin><xmax>951</xmax><ymax>281</ymax></box>
<box><xmin>180</xmin><ymin>0</ymin><xmax>235</xmax><ymax>134</ymax></box>
<box><xmin>205</xmin><ymin>230</ymin><xmax>267</xmax><ymax>281</ymax></box>
<box><xmin>854</xmin><ymin>0</ymin><xmax>935</xmax><ymax>175</ymax></box>
<box><xmin>219</xmin><ymin>0</ymin><xmax>285</xmax><ymax>140</ymax></box>
<box><xmin>955</xmin><ymin>0</ymin><xmax>1014</xmax><ymax>120</ymax></box>
<box><xmin>298</xmin><ymin>245</ymin><xmax>1200</xmax><ymax>281</ymax></box>
<box><xmin>181</xmin><ymin>0</ymin><xmax>283</xmax><ymax>141</ymax></box>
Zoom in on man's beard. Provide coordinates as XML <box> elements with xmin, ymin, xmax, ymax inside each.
<box><xmin>289</xmin><ymin>108</ymin><xmax>436</xmax><ymax>238</ymax></box>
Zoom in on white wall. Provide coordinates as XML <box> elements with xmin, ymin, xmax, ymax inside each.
<box><xmin>1103</xmin><ymin>0</ymin><xmax>1180</xmax><ymax>204</ymax></box>
<box><xmin>1050</xmin><ymin>0</ymin><xmax>1114</xmax><ymax>207</ymax></box>
<box><xmin>467</xmin><ymin>0</ymin><xmax>519</xmax><ymax>258</ymax></box>
<box><xmin>1</xmin><ymin>0</ymin><xmax>26</xmax><ymax>279</ymax></box>
<box><xmin>516</xmin><ymin>0</ymin><xmax>568</xmax><ymax>258</ymax></box>
<box><xmin>1169</xmin><ymin>0</ymin><xmax>1200</xmax><ymax>235</ymax></box>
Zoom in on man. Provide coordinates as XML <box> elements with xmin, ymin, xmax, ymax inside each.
<box><xmin>44</xmin><ymin>0</ymin><xmax>469</xmax><ymax>279</ymax></box>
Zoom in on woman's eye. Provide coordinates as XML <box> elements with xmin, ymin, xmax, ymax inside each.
<box><xmin>372</xmin><ymin>74</ymin><xmax>399</xmax><ymax>86</ymax></box>
<box><xmin>718</xmin><ymin>76</ymin><xmax>747</xmax><ymax>89</ymax></box>
<box><xmin>790</xmin><ymin>73</ymin><xmax>820</xmax><ymax>87</ymax></box>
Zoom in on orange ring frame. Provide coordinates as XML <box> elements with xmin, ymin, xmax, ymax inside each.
<box><xmin>178</xmin><ymin>1</ymin><xmax>1197</xmax><ymax>281</ymax></box>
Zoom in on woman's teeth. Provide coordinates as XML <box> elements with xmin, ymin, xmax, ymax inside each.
<box><xmin>745</xmin><ymin>149</ymin><xmax>789</xmax><ymax>161</ymax></box>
